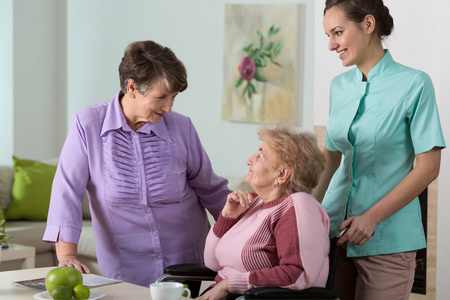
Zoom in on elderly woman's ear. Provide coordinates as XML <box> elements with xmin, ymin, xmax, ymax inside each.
<box><xmin>276</xmin><ymin>167</ymin><xmax>291</xmax><ymax>186</ymax></box>
<box><xmin>126</xmin><ymin>79</ymin><xmax>137</xmax><ymax>97</ymax></box>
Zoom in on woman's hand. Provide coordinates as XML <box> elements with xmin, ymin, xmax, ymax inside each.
<box><xmin>196</xmin><ymin>278</ymin><xmax>230</xmax><ymax>300</ymax></box>
<box><xmin>56</xmin><ymin>240</ymin><xmax>91</xmax><ymax>274</ymax></box>
<box><xmin>221</xmin><ymin>190</ymin><xmax>256</xmax><ymax>219</ymax></box>
<box><xmin>337</xmin><ymin>215</ymin><xmax>376</xmax><ymax>246</ymax></box>
<box><xmin>58</xmin><ymin>255</ymin><xmax>91</xmax><ymax>274</ymax></box>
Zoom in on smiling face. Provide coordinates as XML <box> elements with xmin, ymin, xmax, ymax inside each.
<box><xmin>123</xmin><ymin>79</ymin><xmax>178</xmax><ymax>130</ymax></box>
<box><xmin>323</xmin><ymin>6</ymin><xmax>373</xmax><ymax>69</ymax></box>
<box><xmin>245</xmin><ymin>141</ymin><xmax>279</xmax><ymax>195</ymax></box>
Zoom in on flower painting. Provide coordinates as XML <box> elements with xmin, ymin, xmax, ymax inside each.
<box><xmin>236</xmin><ymin>25</ymin><xmax>283</xmax><ymax>101</ymax></box>
<box><xmin>222</xmin><ymin>4</ymin><xmax>302</xmax><ymax>124</ymax></box>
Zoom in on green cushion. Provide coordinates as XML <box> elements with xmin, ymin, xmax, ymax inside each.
<box><xmin>4</xmin><ymin>156</ymin><xmax>57</xmax><ymax>221</ymax></box>
<box><xmin>0</xmin><ymin>197</ymin><xmax>5</xmax><ymax>221</ymax></box>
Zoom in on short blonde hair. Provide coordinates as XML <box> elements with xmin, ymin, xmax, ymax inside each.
<box><xmin>258</xmin><ymin>123</ymin><xmax>325</xmax><ymax>195</ymax></box>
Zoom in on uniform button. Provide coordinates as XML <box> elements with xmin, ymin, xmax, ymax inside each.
<box><xmin>142</xmin><ymin>186</ymin><xmax>146</xmax><ymax>192</ymax></box>
<box><xmin>349</xmin><ymin>209</ymin><xmax>352</xmax><ymax>213</ymax></box>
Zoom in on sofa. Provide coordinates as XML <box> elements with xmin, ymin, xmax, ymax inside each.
<box><xmin>0</xmin><ymin>156</ymin><xmax>249</xmax><ymax>276</ymax></box>
<box><xmin>0</xmin><ymin>157</ymin><xmax>100</xmax><ymax>274</ymax></box>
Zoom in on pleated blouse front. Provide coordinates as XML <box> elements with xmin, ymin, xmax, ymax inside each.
<box><xmin>44</xmin><ymin>91</ymin><xmax>230</xmax><ymax>286</ymax></box>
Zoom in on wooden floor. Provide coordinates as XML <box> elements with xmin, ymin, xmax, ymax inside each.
<box><xmin>313</xmin><ymin>126</ymin><xmax>437</xmax><ymax>300</ymax></box>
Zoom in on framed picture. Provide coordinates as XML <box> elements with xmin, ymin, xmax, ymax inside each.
<box><xmin>222</xmin><ymin>3</ymin><xmax>304</xmax><ymax>124</ymax></box>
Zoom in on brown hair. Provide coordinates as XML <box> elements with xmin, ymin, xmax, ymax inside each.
<box><xmin>258</xmin><ymin>123</ymin><xmax>325</xmax><ymax>195</ymax></box>
<box><xmin>119</xmin><ymin>40</ymin><xmax>188</xmax><ymax>95</ymax></box>
<box><xmin>324</xmin><ymin>0</ymin><xmax>394</xmax><ymax>39</ymax></box>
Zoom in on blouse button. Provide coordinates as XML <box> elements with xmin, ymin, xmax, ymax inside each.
<box><xmin>157</xmin><ymin>255</ymin><xmax>163</xmax><ymax>260</ymax></box>
<box><xmin>138</xmin><ymin>161</ymin><xmax>143</xmax><ymax>166</ymax></box>
<box><xmin>142</xmin><ymin>186</ymin><xmax>146</xmax><ymax>192</ymax></box>
<box><xmin>146</xmin><ymin>209</ymin><xmax>151</xmax><ymax>214</ymax></box>
<box><xmin>153</xmin><ymin>231</ymin><xmax>158</xmax><ymax>236</ymax></box>
<box><xmin>134</xmin><ymin>135</ymin><xmax>138</xmax><ymax>140</ymax></box>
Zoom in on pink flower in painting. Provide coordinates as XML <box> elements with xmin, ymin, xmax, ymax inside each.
<box><xmin>238</xmin><ymin>55</ymin><xmax>256</xmax><ymax>81</ymax></box>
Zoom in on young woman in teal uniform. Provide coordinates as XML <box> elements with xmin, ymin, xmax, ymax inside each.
<box><xmin>314</xmin><ymin>0</ymin><xmax>446</xmax><ymax>299</ymax></box>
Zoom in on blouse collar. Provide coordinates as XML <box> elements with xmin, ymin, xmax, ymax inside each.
<box><xmin>355</xmin><ymin>49</ymin><xmax>395</xmax><ymax>82</ymax></box>
<box><xmin>101</xmin><ymin>90</ymin><xmax>171</xmax><ymax>142</ymax></box>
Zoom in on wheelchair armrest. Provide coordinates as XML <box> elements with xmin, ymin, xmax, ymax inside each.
<box><xmin>164</xmin><ymin>263</ymin><xmax>218</xmax><ymax>277</ymax></box>
<box><xmin>244</xmin><ymin>286</ymin><xmax>338</xmax><ymax>299</ymax></box>
<box><xmin>155</xmin><ymin>263</ymin><xmax>217</xmax><ymax>283</ymax></box>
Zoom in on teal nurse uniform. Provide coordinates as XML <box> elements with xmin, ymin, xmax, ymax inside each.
<box><xmin>322</xmin><ymin>50</ymin><xmax>446</xmax><ymax>257</ymax></box>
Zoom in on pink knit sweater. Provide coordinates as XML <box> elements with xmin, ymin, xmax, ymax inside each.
<box><xmin>204</xmin><ymin>192</ymin><xmax>330</xmax><ymax>294</ymax></box>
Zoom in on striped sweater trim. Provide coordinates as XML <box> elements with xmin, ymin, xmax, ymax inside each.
<box><xmin>242</xmin><ymin>198</ymin><xmax>295</xmax><ymax>271</ymax></box>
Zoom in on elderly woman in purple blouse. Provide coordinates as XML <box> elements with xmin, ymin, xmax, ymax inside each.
<box><xmin>43</xmin><ymin>40</ymin><xmax>230</xmax><ymax>287</ymax></box>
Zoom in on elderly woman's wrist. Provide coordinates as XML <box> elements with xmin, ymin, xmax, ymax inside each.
<box><xmin>227</xmin><ymin>273</ymin><xmax>250</xmax><ymax>294</ymax></box>
<box><xmin>221</xmin><ymin>211</ymin><xmax>237</xmax><ymax>219</ymax></box>
<box><xmin>213</xmin><ymin>214</ymin><xmax>239</xmax><ymax>237</ymax></box>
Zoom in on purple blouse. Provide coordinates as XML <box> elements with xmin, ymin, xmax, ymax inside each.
<box><xmin>43</xmin><ymin>91</ymin><xmax>230</xmax><ymax>286</ymax></box>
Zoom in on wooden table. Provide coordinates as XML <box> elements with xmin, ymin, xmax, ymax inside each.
<box><xmin>1</xmin><ymin>244</ymin><xmax>35</xmax><ymax>269</ymax></box>
<box><xmin>0</xmin><ymin>267</ymin><xmax>151</xmax><ymax>299</ymax></box>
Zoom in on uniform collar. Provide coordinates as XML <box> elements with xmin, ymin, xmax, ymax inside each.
<box><xmin>355</xmin><ymin>49</ymin><xmax>395</xmax><ymax>82</ymax></box>
<box><xmin>101</xmin><ymin>90</ymin><xmax>171</xmax><ymax>142</ymax></box>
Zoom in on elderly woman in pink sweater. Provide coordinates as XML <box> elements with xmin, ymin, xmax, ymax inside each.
<box><xmin>198</xmin><ymin>124</ymin><xmax>330</xmax><ymax>300</ymax></box>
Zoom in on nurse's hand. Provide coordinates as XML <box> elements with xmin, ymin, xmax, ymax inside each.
<box><xmin>221</xmin><ymin>190</ymin><xmax>257</xmax><ymax>219</ymax></box>
<box><xmin>337</xmin><ymin>215</ymin><xmax>376</xmax><ymax>246</ymax></box>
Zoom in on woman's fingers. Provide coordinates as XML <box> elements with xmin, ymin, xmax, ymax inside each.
<box><xmin>58</xmin><ymin>257</ymin><xmax>91</xmax><ymax>274</ymax></box>
<box><xmin>228</xmin><ymin>190</ymin><xmax>251</xmax><ymax>207</ymax></box>
<box><xmin>223</xmin><ymin>190</ymin><xmax>257</xmax><ymax>218</ymax></box>
<box><xmin>338</xmin><ymin>217</ymin><xmax>375</xmax><ymax>246</ymax></box>
<box><xmin>235</xmin><ymin>189</ymin><xmax>255</xmax><ymax>207</ymax></box>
